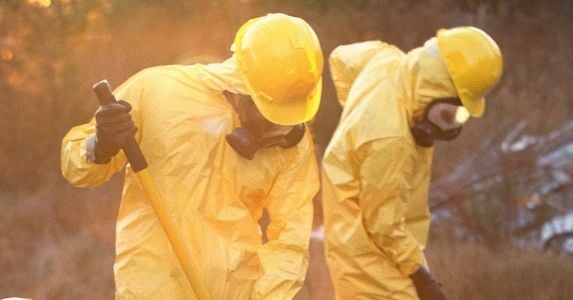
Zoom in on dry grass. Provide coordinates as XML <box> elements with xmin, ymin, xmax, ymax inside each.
<box><xmin>0</xmin><ymin>179</ymin><xmax>121</xmax><ymax>299</ymax></box>
<box><xmin>294</xmin><ymin>235</ymin><xmax>573</xmax><ymax>300</ymax></box>
<box><xmin>4</xmin><ymin>202</ymin><xmax>573</xmax><ymax>300</ymax></box>
<box><xmin>295</xmin><ymin>238</ymin><xmax>335</xmax><ymax>300</ymax></box>
<box><xmin>426</xmin><ymin>239</ymin><xmax>573</xmax><ymax>300</ymax></box>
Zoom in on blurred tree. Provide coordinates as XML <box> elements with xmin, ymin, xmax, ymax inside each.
<box><xmin>0</xmin><ymin>0</ymin><xmax>110</xmax><ymax>191</ymax></box>
<box><xmin>431</xmin><ymin>119</ymin><xmax>573</xmax><ymax>248</ymax></box>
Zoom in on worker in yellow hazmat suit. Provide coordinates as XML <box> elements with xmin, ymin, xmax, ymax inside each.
<box><xmin>61</xmin><ymin>13</ymin><xmax>323</xmax><ymax>299</ymax></box>
<box><xmin>322</xmin><ymin>27</ymin><xmax>503</xmax><ymax>299</ymax></box>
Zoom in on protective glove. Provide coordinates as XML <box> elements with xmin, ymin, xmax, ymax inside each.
<box><xmin>91</xmin><ymin>100</ymin><xmax>137</xmax><ymax>164</ymax></box>
<box><xmin>410</xmin><ymin>267</ymin><xmax>447</xmax><ymax>300</ymax></box>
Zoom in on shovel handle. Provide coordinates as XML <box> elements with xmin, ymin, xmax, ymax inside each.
<box><xmin>92</xmin><ymin>80</ymin><xmax>148</xmax><ymax>172</ymax></box>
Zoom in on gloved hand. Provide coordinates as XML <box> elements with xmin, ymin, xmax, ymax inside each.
<box><xmin>92</xmin><ymin>100</ymin><xmax>137</xmax><ymax>164</ymax></box>
<box><xmin>410</xmin><ymin>267</ymin><xmax>447</xmax><ymax>300</ymax></box>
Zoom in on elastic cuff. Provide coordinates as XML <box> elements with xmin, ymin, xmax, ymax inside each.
<box><xmin>397</xmin><ymin>247</ymin><xmax>424</xmax><ymax>276</ymax></box>
<box><xmin>400</xmin><ymin>261</ymin><xmax>423</xmax><ymax>277</ymax></box>
<box><xmin>86</xmin><ymin>135</ymin><xmax>110</xmax><ymax>164</ymax></box>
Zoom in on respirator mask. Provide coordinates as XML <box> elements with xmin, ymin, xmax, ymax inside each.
<box><xmin>225</xmin><ymin>92</ymin><xmax>305</xmax><ymax>160</ymax></box>
<box><xmin>411</xmin><ymin>98</ymin><xmax>470</xmax><ymax>147</ymax></box>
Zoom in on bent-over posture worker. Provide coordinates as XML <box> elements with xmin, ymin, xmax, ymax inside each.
<box><xmin>322</xmin><ymin>27</ymin><xmax>503</xmax><ymax>299</ymax></box>
<box><xmin>61</xmin><ymin>13</ymin><xmax>323</xmax><ymax>299</ymax></box>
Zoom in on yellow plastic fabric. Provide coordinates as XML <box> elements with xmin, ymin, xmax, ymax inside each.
<box><xmin>135</xmin><ymin>169</ymin><xmax>209</xmax><ymax>299</ymax></box>
<box><xmin>61</xmin><ymin>57</ymin><xmax>319</xmax><ymax>299</ymax></box>
<box><xmin>437</xmin><ymin>26</ymin><xmax>503</xmax><ymax>117</ymax></box>
<box><xmin>234</xmin><ymin>13</ymin><xmax>323</xmax><ymax>126</ymax></box>
<box><xmin>322</xmin><ymin>40</ymin><xmax>457</xmax><ymax>299</ymax></box>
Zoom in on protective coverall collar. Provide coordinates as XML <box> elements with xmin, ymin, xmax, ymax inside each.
<box><xmin>399</xmin><ymin>37</ymin><xmax>458</xmax><ymax>126</ymax></box>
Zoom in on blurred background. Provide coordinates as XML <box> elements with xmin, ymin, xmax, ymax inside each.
<box><xmin>1</xmin><ymin>0</ymin><xmax>572</xmax><ymax>299</ymax></box>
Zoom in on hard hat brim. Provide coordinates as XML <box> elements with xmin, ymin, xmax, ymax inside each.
<box><xmin>460</xmin><ymin>96</ymin><xmax>485</xmax><ymax>118</ymax></box>
<box><xmin>253</xmin><ymin>77</ymin><xmax>322</xmax><ymax>126</ymax></box>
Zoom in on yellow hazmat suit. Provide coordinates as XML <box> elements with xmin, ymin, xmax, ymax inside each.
<box><xmin>61</xmin><ymin>56</ymin><xmax>319</xmax><ymax>298</ymax></box>
<box><xmin>322</xmin><ymin>39</ymin><xmax>459</xmax><ymax>299</ymax></box>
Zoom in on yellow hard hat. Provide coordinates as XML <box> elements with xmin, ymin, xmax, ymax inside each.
<box><xmin>437</xmin><ymin>26</ymin><xmax>503</xmax><ymax>118</ymax></box>
<box><xmin>234</xmin><ymin>13</ymin><xmax>324</xmax><ymax>125</ymax></box>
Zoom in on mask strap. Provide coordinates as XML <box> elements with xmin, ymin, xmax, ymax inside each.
<box><xmin>280</xmin><ymin>124</ymin><xmax>305</xmax><ymax>148</ymax></box>
<box><xmin>411</xmin><ymin>98</ymin><xmax>465</xmax><ymax>147</ymax></box>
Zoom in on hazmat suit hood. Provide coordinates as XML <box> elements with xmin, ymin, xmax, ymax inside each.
<box><xmin>399</xmin><ymin>37</ymin><xmax>458</xmax><ymax>126</ymax></box>
<box><xmin>197</xmin><ymin>54</ymin><xmax>250</xmax><ymax>95</ymax></box>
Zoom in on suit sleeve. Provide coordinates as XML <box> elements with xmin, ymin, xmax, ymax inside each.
<box><xmin>357</xmin><ymin>138</ymin><xmax>424</xmax><ymax>276</ymax></box>
<box><xmin>329</xmin><ymin>41</ymin><xmax>387</xmax><ymax>107</ymax></box>
<box><xmin>252</xmin><ymin>131</ymin><xmax>320</xmax><ymax>299</ymax></box>
<box><xmin>60</xmin><ymin>71</ymin><xmax>146</xmax><ymax>188</ymax></box>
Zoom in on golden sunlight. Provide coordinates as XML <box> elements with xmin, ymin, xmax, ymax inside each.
<box><xmin>27</xmin><ymin>0</ymin><xmax>51</xmax><ymax>8</ymax></box>
<box><xmin>1</xmin><ymin>49</ymin><xmax>14</xmax><ymax>61</ymax></box>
